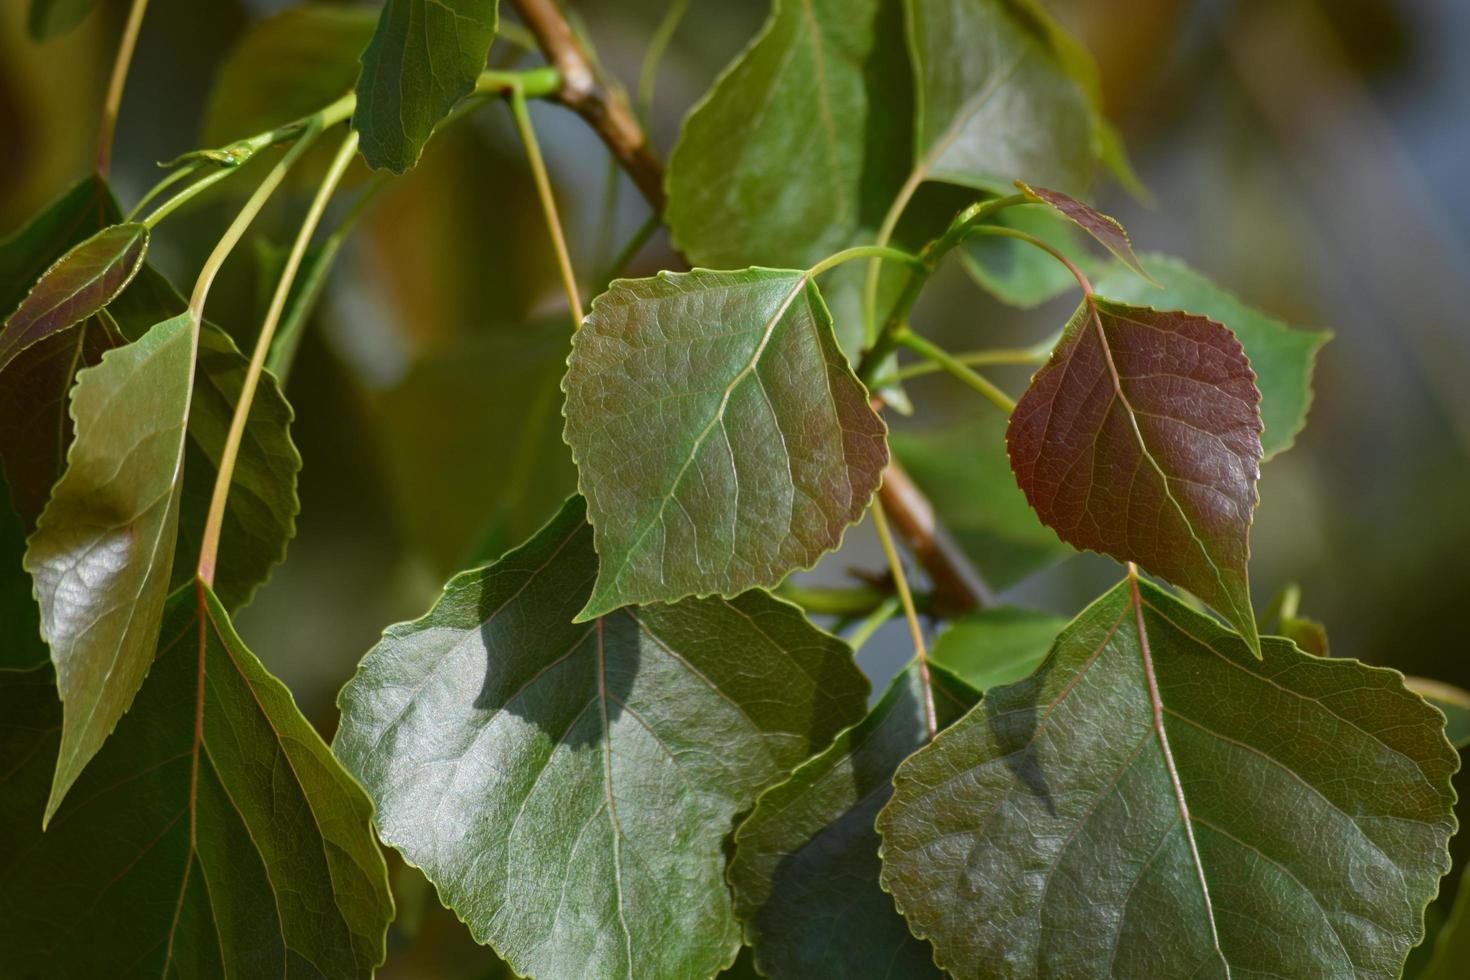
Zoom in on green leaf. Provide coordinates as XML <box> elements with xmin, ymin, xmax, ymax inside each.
<box><xmin>929</xmin><ymin>605</ymin><xmax>1067</xmax><ymax>690</ymax></box>
<box><xmin>890</xmin><ymin>412</ymin><xmax>1070</xmax><ymax>589</ymax></box>
<box><xmin>204</xmin><ymin>3</ymin><xmax>377</xmax><ymax>145</ymax></box>
<box><xmin>333</xmin><ymin>496</ymin><xmax>870</xmax><ymax>980</ymax></box>
<box><xmin>1095</xmin><ymin>253</ymin><xmax>1331</xmax><ymax>460</ymax></box>
<box><xmin>564</xmin><ymin>269</ymin><xmax>888</xmax><ymax>621</ymax></box>
<box><xmin>25</xmin><ymin>312</ymin><xmax>194</xmax><ymax>824</ymax></box>
<box><xmin>0</xmin><ymin>176</ymin><xmax>112</xmax><ymax>321</ymax></box>
<box><xmin>0</xmin><ymin>468</ymin><xmax>46</xmax><ymax>671</ymax></box>
<box><xmin>0</xmin><ymin>581</ymin><xmax>393</xmax><ymax>974</ymax></box>
<box><xmin>1404</xmin><ymin>677</ymin><xmax>1470</xmax><ymax>750</ymax></box>
<box><xmin>905</xmin><ymin>0</ymin><xmax>1096</xmax><ymax>195</ymax></box>
<box><xmin>256</xmin><ymin>237</ymin><xmax>338</xmax><ymax>384</ymax></box>
<box><xmin>1008</xmin><ymin>297</ymin><xmax>1265</xmax><ymax>655</ymax></box>
<box><xmin>1017</xmin><ymin>181</ymin><xmax>1156</xmax><ymax>284</ymax></box>
<box><xmin>0</xmin><ymin>222</ymin><xmax>147</xmax><ymax>374</ymax></box>
<box><xmin>666</xmin><ymin>0</ymin><xmax>912</xmax><ymax>270</ymax></box>
<box><xmin>878</xmin><ymin>576</ymin><xmax>1458</xmax><ymax>979</ymax></box>
<box><xmin>354</xmin><ymin>0</ymin><xmax>499</xmax><ymax>173</ymax></box>
<box><xmin>1418</xmin><ymin>873</ymin><xmax>1470</xmax><ymax>980</ymax></box>
<box><xmin>729</xmin><ymin>660</ymin><xmax>976</xmax><ymax>979</ymax></box>
<box><xmin>27</xmin><ymin>0</ymin><xmax>96</xmax><ymax>41</ymax></box>
<box><xmin>959</xmin><ymin>200</ymin><xmax>1096</xmax><ymax>309</ymax></box>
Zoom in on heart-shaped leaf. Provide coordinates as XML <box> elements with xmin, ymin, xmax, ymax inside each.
<box><xmin>354</xmin><ymin>0</ymin><xmax>499</xmax><ymax>173</ymax></box>
<box><xmin>564</xmin><ymin>269</ymin><xmax>888</xmax><ymax>620</ymax></box>
<box><xmin>1007</xmin><ymin>297</ymin><xmax>1264</xmax><ymax>654</ymax></box>
<box><xmin>729</xmin><ymin>660</ymin><xmax>975</xmax><ymax>979</ymax></box>
<box><xmin>1017</xmin><ymin>181</ymin><xmax>1155</xmax><ymax>284</ymax></box>
<box><xmin>0</xmin><ymin>581</ymin><xmax>393</xmax><ymax>974</ymax></box>
<box><xmin>0</xmin><ymin>222</ymin><xmax>147</xmax><ymax>373</ymax></box>
<box><xmin>1094</xmin><ymin>253</ymin><xmax>1330</xmax><ymax>460</ymax></box>
<box><xmin>878</xmin><ymin>575</ymin><xmax>1458</xmax><ymax>979</ymax></box>
<box><xmin>333</xmin><ymin>496</ymin><xmax>870</xmax><ymax>980</ymax></box>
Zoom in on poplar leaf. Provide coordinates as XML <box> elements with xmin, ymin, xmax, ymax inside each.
<box><xmin>1404</xmin><ymin>677</ymin><xmax>1470</xmax><ymax>750</ymax></box>
<box><xmin>333</xmin><ymin>497</ymin><xmax>870</xmax><ymax>980</ymax></box>
<box><xmin>878</xmin><ymin>577</ymin><xmax>1459</xmax><ymax>979</ymax></box>
<box><xmin>1007</xmin><ymin>297</ymin><xmax>1265</xmax><ymax>655</ymax></box>
<box><xmin>0</xmin><ymin>582</ymin><xmax>393</xmax><ymax>975</ymax></box>
<box><xmin>1095</xmin><ymin>253</ymin><xmax>1331</xmax><ymax>460</ymax></box>
<box><xmin>354</xmin><ymin>0</ymin><xmax>499</xmax><ymax>173</ymax></box>
<box><xmin>0</xmin><ymin>222</ymin><xmax>147</xmax><ymax>374</ymax></box>
<box><xmin>25</xmin><ymin>312</ymin><xmax>193</xmax><ymax>825</ymax></box>
<box><xmin>929</xmin><ymin>605</ymin><xmax>1067</xmax><ymax>690</ymax></box>
<box><xmin>1017</xmin><ymin>181</ymin><xmax>1156</xmax><ymax>284</ymax></box>
<box><xmin>564</xmin><ymin>269</ymin><xmax>888</xmax><ymax>621</ymax></box>
<box><xmin>729</xmin><ymin>660</ymin><xmax>976</xmax><ymax>979</ymax></box>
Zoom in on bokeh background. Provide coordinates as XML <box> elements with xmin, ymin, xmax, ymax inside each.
<box><xmin>3</xmin><ymin>0</ymin><xmax>1468</xmax><ymax>974</ymax></box>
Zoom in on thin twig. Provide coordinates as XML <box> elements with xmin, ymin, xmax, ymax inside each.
<box><xmin>509</xmin><ymin>85</ymin><xmax>583</xmax><ymax>327</ymax></box>
<box><xmin>872</xmin><ymin>503</ymin><xmax>938</xmax><ymax>739</ymax></box>
<box><xmin>97</xmin><ymin>0</ymin><xmax>150</xmax><ymax>174</ymax></box>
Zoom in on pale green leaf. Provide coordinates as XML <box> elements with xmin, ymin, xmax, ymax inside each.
<box><xmin>959</xmin><ymin>201</ymin><xmax>1097</xmax><ymax>309</ymax></box>
<box><xmin>929</xmin><ymin>605</ymin><xmax>1067</xmax><ymax>690</ymax></box>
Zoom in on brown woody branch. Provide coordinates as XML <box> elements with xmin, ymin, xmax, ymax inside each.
<box><xmin>507</xmin><ymin>0</ymin><xmax>988</xmax><ymax>615</ymax></box>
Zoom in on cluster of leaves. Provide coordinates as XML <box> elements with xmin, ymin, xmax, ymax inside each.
<box><xmin>1</xmin><ymin>1</ymin><xmax>1465</xmax><ymax>978</ymax></box>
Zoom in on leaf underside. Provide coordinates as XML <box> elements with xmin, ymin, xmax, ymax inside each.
<box><xmin>563</xmin><ymin>269</ymin><xmax>888</xmax><ymax>620</ymax></box>
<box><xmin>878</xmin><ymin>577</ymin><xmax>1458</xmax><ymax>979</ymax></box>
<box><xmin>333</xmin><ymin>496</ymin><xmax>870</xmax><ymax>980</ymax></box>
<box><xmin>1007</xmin><ymin>296</ymin><xmax>1264</xmax><ymax>654</ymax></box>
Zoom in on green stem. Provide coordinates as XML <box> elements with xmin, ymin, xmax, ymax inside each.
<box><xmin>969</xmin><ymin>224</ymin><xmax>1094</xmax><ymax>295</ymax></box>
<box><xmin>808</xmin><ymin>244</ymin><xmax>922</xmax><ymax>279</ymax></box>
<box><xmin>197</xmin><ymin>130</ymin><xmax>357</xmax><ymax>587</ymax></box>
<box><xmin>140</xmin><ymin>165</ymin><xmax>237</xmax><ymax>229</ymax></box>
<box><xmin>776</xmin><ymin>583</ymin><xmax>893</xmax><ymax>617</ymax></box>
<box><xmin>475</xmin><ymin>66</ymin><xmax>563</xmax><ymax>99</ymax></box>
<box><xmin>96</xmin><ymin>0</ymin><xmax>150</xmax><ymax>174</ymax></box>
<box><xmin>846</xmin><ymin>596</ymin><xmax>902</xmax><ymax>654</ymax></box>
<box><xmin>895</xmin><ymin>328</ymin><xmax>1017</xmax><ymax>414</ymax></box>
<box><xmin>637</xmin><ymin>0</ymin><xmax>691</xmax><ymax>126</ymax></box>
<box><xmin>862</xmin><ymin>166</ymin><xmax>926</xmax><ymax>347</ymax></box>
<box><xmin>126</xmin><ymin>160</ymin><xmax>202</xmax><ymax>222</ymax></box>
<box><xmin>872</xmin><ymin>502</ymin><xmax>937</xmax><ymax>740</ymax></box>
<box><xmin>509</xmin><ymin>84</ymin><xmax>583</xmax><ymax>328</ymax></box>
<box><xmin>865</xmin><ymin>333</ymin><xmax>1057</xmax><ymax>389</ymax></box>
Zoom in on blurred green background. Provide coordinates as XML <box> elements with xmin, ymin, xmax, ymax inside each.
<box><xmin>3</xmin><ymin>0</ymin><xmax>1468</xmax><ymax>974</ymax></box>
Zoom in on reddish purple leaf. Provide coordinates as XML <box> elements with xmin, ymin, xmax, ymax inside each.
<box><xmin>1017</xmin><ymin>181</ymin><xmax>1157</xmax><ymax>285</ymax></box>
<box><xmin>1006</xmin><ymin>297</ymin><xmax>1264</xmax><ymax>655</ymax></box>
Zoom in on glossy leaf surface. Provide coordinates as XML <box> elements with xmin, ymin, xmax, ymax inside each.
<box><xmin>929</xmin><ymin>605</ymin><xmax>1067</xmax><ymax>690</ymax></box>
<box><xmin>729</xmin><ymin>660</ymin><xmax>975</xmax><ymax>979</ymax></box>
<box><xmin>334</xmin><ymin>497</ymin><xmax>869</xmax><ymax>980</ymax></box>
<box><xmin>666</xmin><ymin>0</ymin><xmax>911</xmax><ymax>270</ymax></box>
<box><xmin>1095</xmin><ymin>253</ymin><xmax>1330</xmax><ymax>459</ymax></box>
<box><xmin>564</xmin><ymin>269</ymin><xmax>888</xmax><ymax>620</ymax></box>
<box><xmin>1007</xmin><ymin>297</ymin><xmax>1264</xmax><ymax>654</ymax></box>
<box><xmin>354</xmin><ymin>0</ymin><xmax>499</xmax><ymax>172</ymax></box>
<box><xmin>0</xmin><ymin>582</ymin><xmax>393</xmax><ymax>975</ymax></box>
<box><xmin>1017</xmin><ymin>182</ymin><xmax>1154</xmax><ymax>284</ymax></box>
<box><xmin>25</xmin><ymin>312</ymin><xmax>193</xmax><ymax>823</ymax></box>
<box><xmin>878</xmin><ymin>577</ymin><xmax>1458</xmax><ymax>979</ymax></box>
<box><xmin>0</xmin><ymin>222</ymin><xmax>147</xmax><ymax>373</ymax></box>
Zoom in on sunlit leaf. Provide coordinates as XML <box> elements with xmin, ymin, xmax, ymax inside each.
<box><xmin>354</xmin><ymin>0</ymin><xmax>499</xmax><ymax>172</ymax></box>
<box><xmin>879</xmin><ymin>576</ymin><xmax>1458</xmax><ymax>979</ymax></box>
<box><xmin>0</xmin><ymin>581</ymin><xmax>393</xmax><ymax>974</ymax></box>
<box><xmin>1007</xmin><ymin>297</ymin><xmax>1264</xmax><ymax>654</ymax></box>
<box><xmin>564</xmin><ymin>269</ymin><xmax>888</xmax><ymax>621</ymax></box>
<box><xmin>1095</xmin><ymin>253</ymin><xmax>1330</xmax><ymax>459</ymax></box>
<box><xmin>729</xmin><ymin>660</ymin><xmax>975</xmax><ymax>979</ymax></box>
<box><xmin>25</xmin><ymin>312</ymin><xmax>193</xmax><ymax>825</ymax></box>
<box><xmin>0</xmin><ymin>222</ymin><xmax>147</xmax><ymax>374</ymax></box>
<box><xmin>1017</xmin><ymin>181</ymin><xmax>1155</xmax><ymax>284</ymax></box>
<box><xmin>334</xmin><ymin>497</ymin><xmax>869</xmax><ymax>980</ymax></box>
<box><xmin>929</xmin><ymin>604</ymin><xmax>1067</xmax><ymax>690</ymax></box>
<box><xmin>27</xmin><ymin>0</ymin><xmax>95</xmax><ymax>41</ymax></box>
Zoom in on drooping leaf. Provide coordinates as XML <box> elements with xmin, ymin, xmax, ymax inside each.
<box><xmin>959</xmin><ymin>200</ymin><xmax>1096</xmax><ymax>309</ymax></box>
<box><xmin>891</xmin><ymin>412</ymin><xmax>1070</xmax><ymax>589</ymax></box>
<box><xmin>333</xmin><ymin>497</ymin><xmax>870</xmax><ymax>980</ymax></box>
<box><xmin>1017</xmin><ymin>181</ymin><xmax>1155</xmax><ymax>284</ymax></box>
<box><xmin>878</xmin><ymin>576</ymin><xmax>1458</xmax><ymax>979</ymax></box>
<box><xmin>1007</xmin><ymin>296</ymin><xmax>1265</xmax><ymax>655</ymax></box>
<box><xmin>0</xmin><ymin>222</ymin><xmax>147</xmax><ymax>373</ymax></box>
<box><xmin>26</xmin><ymin>0</ymin><xmax>96</xmax><ymax>41</ymax></box>
<box><xmin>564</xmin><ymin>269</ymin><xmax>888</xmax><ymax>621</ymax></box>
<box><xmin>1405</xmin><ymin>677</ymin><xmax>1470</xmax><ymax>750</ymax></box>
<box><xmin>354</xmin><ymin>0</ymin><xmax>499</xmax><ymax>173</ymax></box>
<box><xmin>666</xmin><ymin>0</ymin><xmax>912</xmax><ymax>270</ymax></box>
<box><xmin>929</xmin><ymin>604</ymin><xmax>1067</xmax><ymax>690</ymax></box>
<box><xmin>204</xmin><ymin>3</ymin><xmax>377</xmax><ymax>145</ymax></box>
<box><xmin>729</xmin><ymin>660</ymin><xmax>976</xmax><ymax>979</ymax></box>
<box><xmin>0</xmin><ymin>581</ymin><xmax>393</xmax><ymax>974</ymax></box>
<box><xmin>905</xmin><ymin>0</ymin><xmax>1096</xmax><ymax>196</ymax></box>
<box><xmin>1095</xmin><ymin>253</ymin><xmax>1331</xmax><ymax>459</ymax></box>
<box><xmin>0</xmin><ymin>468</ymin><xmax>46</xmax><ymax>671</ymax></box>
<box><xmin>25</xmin><ymin>312</ymin><xmax>193</xmax><ymax>824</ymax></box>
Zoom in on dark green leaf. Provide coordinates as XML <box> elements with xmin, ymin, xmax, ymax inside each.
<box><xmin>959</xmin><ymin>200</ymin><xmax>1096</xmax><ymax>309</ymax></box>
<box><xmin>0</xmin><ymin>468</ymin><xmax>46</xmax><ymax>671</ymax></box>
<box><xmin>564</xmin><ymin>269</ymin><xmax>888</xmax><ymax>621</ymax></box>
<box><xmin>0</xmin><ymin>177</ymin><xmax>113</xmax><ymax>323</ymax></box>
<box><xmin>0</xmin><ymin>581</ymin><xmax>393</xmax><ymax>975</ymax></box>
<box><xmin>1418</xmin><ymin>874</ymin><xmax>1470</xmax><ymax>980</ymax></box>
<box><xmin>25</xmin><ymin>312</ymin><xmax>193</xmax><ymax>824</ymax></box>
<box><xmin>1095</xmin><ymin>253</ymin><xmax>1331</xmax><ymax>460</ymax></box>
<box><xmin>729</xmin><ymin>660</ymin><xmax>976</xmax><ymax>979</ymax></box>
<box><xmin>1017</xmin><ymin>181</ymin><xmax>1155</xmax><ymax>284</ymax></box>
<box><xmin>1008</xmin><ymin>297</ymin><xmax>1265</xmax><ymax>654</ymax></box>
<box><xmin>1404</xmin><ymin>677</ymin><xmax>1470</xmax><ymax>750</ymax></box>
<box><xmin>27</xmin><ymin>0</ymin><xmax>95</xmax><ymax>42</ymax></box>
<box><xmin>878</xmin><ymin>576</ymin><xmax>1458</xmax><ymax>979</ymax></box>
<box><xmin>929</xmin><ymin>605</ymin><xmax>1067</xmax><ymax>690</ymax></box>
<box><xmin>0</xmin><ymin>222</ymin><xmax>147</xmax><ymax>373</ymax></box>
<box><xmin>891</xmin><ymin>412</ymin><xmax>1069</xmax><ymax>589</ymax></box>
<box><xmin>204</xmin><ymin>3</ymin><xmax>377</xmax><ymax>145</ymax></box>
<box><xmin>354</xmin><ymin>0</ymin><xmax>499</xmax><ymax>173</ymax></box>
<box><xmin>666</xmin><ymin>0</ymin><xmax>912</xmax><ymax>270</ymax></box>
<box><xmin>333</xmin><ymin>497</ymin><xmax>870</xmax><ymax>980</ymax></box>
